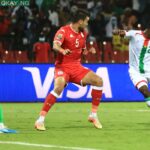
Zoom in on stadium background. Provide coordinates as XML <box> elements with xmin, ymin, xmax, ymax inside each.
<box><xmin>1</xmin><ymin>1</ymin><xmax>150</xmax><ymax>150</ymax></box>
<box><xmin>0</xmin><ymin>0</ymin><xmax>150</xmax><ymax>102</ymax></box>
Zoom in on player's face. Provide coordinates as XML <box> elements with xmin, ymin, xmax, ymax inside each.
<box><xmin>78</xmin><ymin>16</ymin><xmax>89</xmax><ymax>31</ymax></box>
<box><xmin>83</xmin><ymin>16</ymin><xmax>89</xmax><ymax>27</ymax></box>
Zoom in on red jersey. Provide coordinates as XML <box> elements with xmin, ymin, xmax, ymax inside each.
<box><xmin>33</xmin><ymin>42</ymin><xmax>51</xmax><ymax>63</ymax></box>
<box><xmin>53</xmin><ymin>24</ymin><xmax>87</xmax><ymax>65</ymax></box>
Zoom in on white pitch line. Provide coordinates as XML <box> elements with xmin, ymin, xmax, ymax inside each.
<box><xmin>0</xmin><ymin>141</ymin><xmax>100</xmax><ymax>150</ymax></box>
<box><xmin>136</xmin><ymin>109</ymin><xmax>150</xmax><ymax>112</ymax></box>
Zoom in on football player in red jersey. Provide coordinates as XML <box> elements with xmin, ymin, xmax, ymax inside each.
<box><xmin>35</xmin><ymin>10</ymin><xmax>103</xmax><ymax>130</ymax></box>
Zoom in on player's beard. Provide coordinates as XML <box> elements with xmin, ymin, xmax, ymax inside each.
<box><xmin>78</xmin><ymin>27</ymin><xmax>84</xmax><ymax>32</ymax></box>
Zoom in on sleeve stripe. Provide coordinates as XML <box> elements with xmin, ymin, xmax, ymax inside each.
<box><xmin>53</xmin><ymin>40</ymin><xmax>62</xmax><ymax>45</ymax></box>
<box><xmin>60</xmin><ymin>29</ymin><xmax>65</xmax><ymax>33</ymax></box>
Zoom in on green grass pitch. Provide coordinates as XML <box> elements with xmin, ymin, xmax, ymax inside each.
<box><xmin>0</xmin><ymin>102</ymin><xmax>150</xmax><ymax>150</ymax></box>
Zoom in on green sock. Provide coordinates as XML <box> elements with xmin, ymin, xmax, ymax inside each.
<box><xmin>145</xmin><ymin>97</ymin><xmax>150</xmax><ymax>101</ymax></box>
<box><xmin>0</xmin><ymin>105</ymin><xmax>4</xmax><ymax>123</ymax></box>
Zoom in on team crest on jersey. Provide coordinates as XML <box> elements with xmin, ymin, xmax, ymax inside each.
<box><xmin>70</xmin><ymin>34</ymin><xmax>74</xmax><ymax>38</ymax></box>
<box><xmin>57</xmin><ymin>71</ymin><xmax>64</xmax><ymax>75</ymax></box>
<box><xmin>57</xmin><ymin>34</ymin><xmax>63</xmax><ymax>40</ymax></box>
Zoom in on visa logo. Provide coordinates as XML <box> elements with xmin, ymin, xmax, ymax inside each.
<box><xmin>23</xmin><ymin>67</ymin><xmax>112</xmax><ymax>99</ymax></box>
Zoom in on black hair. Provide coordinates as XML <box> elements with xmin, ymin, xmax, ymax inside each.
<box><xmin>146</xmin><ymin>21</ymin><xmax>150</xmax><ymax>29</ymax></box>
<box><xmin>71</xmin><ymin>9</ymin><xmax>89</xmax><ymax>23</ymax></box>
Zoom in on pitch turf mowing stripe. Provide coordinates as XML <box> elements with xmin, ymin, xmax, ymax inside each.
<box><xmin>0</xmin><ymin>141</ymin><xmax>100</xmax><ymax>150</ymax></box>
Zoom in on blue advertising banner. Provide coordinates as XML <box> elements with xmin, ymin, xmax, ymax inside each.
<box><xmin>0</xmin><ymin>64</ymin><xmax>144</xmax><ymax>102</ymax></box>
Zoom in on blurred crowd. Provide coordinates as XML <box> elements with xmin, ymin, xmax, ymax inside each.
<box><xmin>0</xmin><ymin>0</ymin><xmax>150</xmax><ymax>63</ymax></box>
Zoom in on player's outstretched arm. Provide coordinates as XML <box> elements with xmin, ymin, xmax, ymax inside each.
<box><xmin>53</xmin><ymin>42</ymin><xmax>72</xmax><ymax>55</ymax></box>
<box><xmin>113</xmin><ymin>29</ymin><xmax>126</xmax><ymax>37</ymax></box>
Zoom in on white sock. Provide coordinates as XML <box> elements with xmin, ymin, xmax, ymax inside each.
<box><xmin>0</xmin><ymin>123</ymin><xmax>5</xmax><ymax>129</ymax></box>
<box><xmin>90</xmin><ymin>112</ymin><xmax>97</xmax><ymax>117</ymax></box>
<box><xmin>146</xmin><ymin>101</ymin><xmax>150</xmax><ymax>107</ymax></box>
<box><xmin>37</xmin><ymin>116</ymin><xmax>45</xmax><ymax>123</ymax></box>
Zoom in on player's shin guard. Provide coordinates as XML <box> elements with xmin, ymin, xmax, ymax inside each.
<box><xmin>40</xmin><ymin>91</ymin><xmax>59</xmax><ymax>116</ymax></box>
<box><xmin>91</xmin><ymin>86</ymin><xmax>103</xmax><ymax>113</ymax></box>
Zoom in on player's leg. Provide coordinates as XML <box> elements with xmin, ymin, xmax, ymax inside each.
<box><xmin>35</xmin><ymin>76</ymin><xmax>67</xmax><ymax>131</ymax></box>
<box><xmin>138</xmin><ymin>85</ymin><xmax>150</xmax><ymax>106</ymax></box>
<box><xmin>0</xmin><ymin>105</ymin><xmax>17</xmax><ymax>133</ymax></box>
<box><xmin>82</xmin><ymin>71</ymin><xmax>103</xmax><ymax>129</ymax></box>
<box><xmin>129</xmin><ymin>68</ymin><xmax>150</xmax><ymax>106</ymax></box>
<box><xmin>40</xmin><ymin>77</ymin><xmax>66</xmax><ymax>116</ymax></box>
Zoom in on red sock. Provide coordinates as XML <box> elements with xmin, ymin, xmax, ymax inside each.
<box><xmin>91</xmin><ymin>89</ymin><xmax>102</xmax><ymax>113</ymax></box>
<box><xmin>40</xmin><ymin>93</ymin><xmax>56</xmax><ymax>116</ymax></box>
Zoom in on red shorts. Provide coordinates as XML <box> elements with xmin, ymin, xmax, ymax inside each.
<box><xmin>54</xmin><ymin>63</ymin><xmax>90</xmax><ymax>85</ymax></box>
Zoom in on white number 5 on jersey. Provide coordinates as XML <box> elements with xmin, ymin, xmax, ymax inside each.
<box><xmin>75</xmin><ymin>39</ymin><xmax>79</xmax><ymax>47</ymax></box>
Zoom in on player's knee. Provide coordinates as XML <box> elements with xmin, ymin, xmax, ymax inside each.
<box><xmin>98</xmin><ymin>77</ymin><xmax>103</xmax><ymax>87</ymax></box>
<box><xmin>92</xmin><ymin>76</ymin><xmax>103</xmax><ymax>87</ymax></box>
<box><xmin>54</xmin><ymin>86</ymin><xmax>64</xmax><ymax>95</ymax></box>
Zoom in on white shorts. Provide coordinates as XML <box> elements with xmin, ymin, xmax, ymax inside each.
<box><xmin>129</xmin><ymin>67</ymin><xmax>150</xmax><ymax>89</ymax></box>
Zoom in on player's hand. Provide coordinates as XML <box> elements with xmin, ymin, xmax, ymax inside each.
<box><xmin>63</xmin><ymin>49</ymin><xmax>72</xmax><ymax>55</ymax></box>
<box><xmin>59</xmin><ymin>49</ymin><xmax>72</xmax><ymax>55</ymax></box>
<box><xmin>89</xmin><ymin>47</ymin><xmax>96</xmax><ymax>54</ymax></box>
<box><xmin>83</xmin><ymin>49</ymin><xmax>88</xmax><ymax>55</ymax></box>
<box><xmin>113</xmin><ymin>29</ymin><xmax>125</xmax><ymax>37</ymax></box>
<box><xmin>112</xmin><ymin>29</ymin><xmax>119</xmax><ymax>35</ymax></box>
